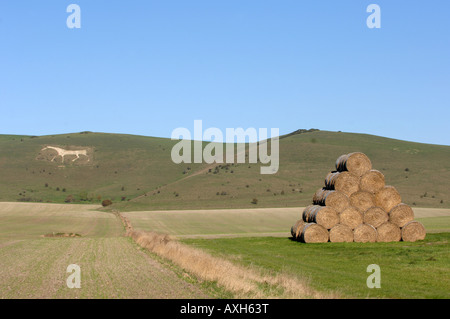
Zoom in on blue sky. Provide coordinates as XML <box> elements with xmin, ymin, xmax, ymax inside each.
<box><xmin>0</xmin><ymin>1</ymin><xmax>449</xmax><ymax>145</ymax></box>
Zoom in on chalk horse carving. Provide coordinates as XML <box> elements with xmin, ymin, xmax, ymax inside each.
<box><xmin>41</xmin><ymin>146</ymin><xmax>89</xmax><ymax>163</ymax></box>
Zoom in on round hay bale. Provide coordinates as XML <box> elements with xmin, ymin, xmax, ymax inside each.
<box><xmin>360</xmin><ymin>170</ymin><xmax>385</xmax><ymax>193</ymax></box>
<box><xmin>353</xmin><ymin>224</ymin><xmax>377</xmax><ymax>243</ymax></box>
<box><xmin>299</xmin><ymin>223</ymin><xmax>329</xmax><ymax>243</ymax></box>
<box><xmin>329</xmin><ymin>224</ymin><xmax>354</xmax><ymax>243</ymax></box>
<box><xmin>401</xmin><ymin>221</ymin><xmax>426</xmax><ymax>242</ymax></box>
<box><xmin>375</xmin><ymin>186</ymin><xmax>402</xmax><ymax>213</ymax></box>
<box><xmin>335</xmin><ymin>152</ymin><xmax>372</xmax><ymax>176</ymax></box>
<box><xmin>363</xmin><ymin>206</ymin><xmax>389</xmax><ymax>228</ymax></box>
<box><xmin>376</xmin><ymin>222</ymin><xmax>401</xmax><ymax>242</ymax></box>
<box><xmin>339</xmin><ymin>206</ymin><xmax>363</xmax><ymax>230</ymax></box>
<box><xmin>389</xmin><ymin>203</ymin><xmax>414</xmax><ymax>227</ymax></box>
<box><xmin>302</xmin><ymin>205</ymin><xmax>316</xmax><ymax>222</ymax></box>
<box><xmin>350</xmin><ymin>191</ymin><xmax>375</xmax><ymax>212</ymax></box>
<box><xmin>325</xmin><ymin>171</ymin><xmax>360</xmax><ymax>197</ymax></box>
<box><xmin>312</xmin><ymin>188</ymin><xmax>326</xmax><ymax>204</ymax></box>
<box><xmin>290</xmin><ymin>219</ymin><xmax>305</xmax><ymax>240</ymax></box>
<box><xmin>324</xmin><ymin>172</ymin><xmax>340</xmax><ymax>188</ymax></box>
<box><xmin>313</xmin><ymin>189</ymin><xmax>350</xmax><ymax>213</ymax></box>
<box><xmin>302</xmin><ymin>205</ymin><xmax>340</xmax><ymax>229</ymax></box>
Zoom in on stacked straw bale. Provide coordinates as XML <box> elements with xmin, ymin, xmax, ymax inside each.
<box><xmin>291</xmin><ymin>152</ymin><xmax>426</xmax><ymax>243</ymax></box>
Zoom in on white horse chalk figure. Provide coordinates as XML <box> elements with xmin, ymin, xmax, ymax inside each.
<box><xmin>41</xmin><ymin>146</ymin><xmax>89</xmax><ymax>163</ymax></box>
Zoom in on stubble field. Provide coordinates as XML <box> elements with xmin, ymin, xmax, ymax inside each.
<box><xmin>0</xmin><ymin>202</ymin><xmax>212</xmax><ymax>299</ymax></box>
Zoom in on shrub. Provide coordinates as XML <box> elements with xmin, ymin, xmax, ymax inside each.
<box><xmin>45</xmin><ymin>183</ymin><xmax>48</xmax><ymax>188</ymax></box>
<box><xmin>65</xmin><ymin>195</ymin><xmax>75</xmax><ymax>203</ymax></box>
<box><xmin>102</xmin><ymin>199</ymin><xmax>113</xmax><ymax>207</ymax></box>
<box><xmin>251</xmin><ymin>198</ymin><xmax>258</xmax><ymax>205</ymax></box>
<box><xmin>79</xmin><ymin>191</ymin><xmax>88</xmax><ymax>201</ymax></box>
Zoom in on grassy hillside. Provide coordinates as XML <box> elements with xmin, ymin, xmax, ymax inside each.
<box><xmin>0</xmin><ymin>130</ymin><xmax>449</xmax><ymax>210</ymax></box>
<box><xmin>116</xmin><ymin>130</ymin><xmax>450</xmax><ymax>210</ymax></box>
<box><xmin>0</xmin><ymin>132</ymin><xmax>206</xmax><ymax>205</ymax></box>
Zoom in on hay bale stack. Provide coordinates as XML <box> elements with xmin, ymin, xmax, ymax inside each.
<box><xmin>350</xmin><ymin>191</ymin><xmax>375</xmax><ymax>212</ymax></box>
<box><xmin>324</xmin><ymin>171</ymin><xmax>360</xmax><ymax>197</ymax></box>
<box><xmin>312</xmin><ymin>188</ymin><xmax>350</xmax><ymax>213</ymax></box>
<box><xmin>335</xmin><ymin>152</ymin><xmax>372</xmax><ymax>176</ymax></box>
<box><xmin>299</xmin><ymin>223</ymin><xmax>329</xmax><ymax>243</ymax></box>
<box><xmin>302</xmin><ymin>205</ymin><xmax>340</xmax><ymax>230</ymax></box>
<box><xmin>389</xmin><ymin>203</ymin><xmax>414</xmax><ymax>227</ymax></box>
<box><xmin>375</xmin><ymin>186</ymin><xmax>402</xmax><ymax>213</ymax></box>
<box><xmin>363</xmin><ymin>206</ymin><xmax>389</xmax><ymax>228</ymax></box>
<box><xmin>339</xmin><ymin>206</ymin><xmax>363</xmax><ymax>230</ymax></box>
<box><xmin>290</xmin><ymin>219</ymin><xmax>305</xmax><ymax>240</ymax></box>
<box><xmin>353</xmin><ymin>224</ymin><xmax>377</xmax><ymax>243</ymax></box>
<box><xmin>360</xmin><ymin>169</ymin><xmax>385</xmax><ymax>193</ymax></box>
<box><xmin>289</xmin><ymin>152</ymin><xmax>425</xmax><ymax>244</ymax></box>
<box><xmin>376</xmin><ymin>222</ymin><xmax>401</xmax><ymax>242</ymax></box>
<box><xmin>401</xmin><ymin>221</ymin><xmax>426</xmax><ymax>242</ymax></box>
<box><xmin>329</xmin><ymin>224</ymin><xmax>354</xmax><ymax>243</ymax></box>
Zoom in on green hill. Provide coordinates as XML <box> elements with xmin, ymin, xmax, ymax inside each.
<box><xmin>0</xmin><ymin>130</ymin><xmax>448</xmax><ymax>210</ymax></box>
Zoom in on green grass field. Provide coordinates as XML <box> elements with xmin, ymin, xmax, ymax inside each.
<box><xmin>181</xmin><ymin>233</ymin><xmax>450</xmax><ymax>299</ymax></box>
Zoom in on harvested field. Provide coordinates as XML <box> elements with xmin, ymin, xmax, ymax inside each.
<box><xmin>0</xmin><ymin>202</ymin><xmax>212</xmax><ymax>299</ymax></box>
<box><xmin>123</xmin><ymin>207</ymin><xmax>450</xmax><ymax>239</ymax></box>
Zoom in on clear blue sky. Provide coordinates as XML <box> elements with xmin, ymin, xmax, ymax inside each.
<box><xmin>1</xmin><ymin>1</ymin><xmax>449</xmax><ymax>145</ymax></box>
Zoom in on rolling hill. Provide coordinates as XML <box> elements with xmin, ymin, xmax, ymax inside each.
<box><xmin>0</xmin><ymin>130</ymin><xmax>448</xmax><ymax>211</ymax></box>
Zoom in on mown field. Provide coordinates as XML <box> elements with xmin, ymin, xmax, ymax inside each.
<box><xmin>0</xmin><ymin>202</ymin><xmax>213</xmax><ymax>299</ymax></box>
